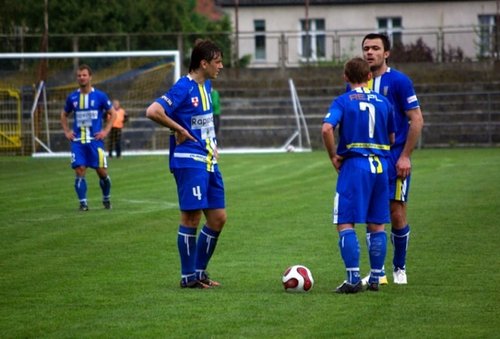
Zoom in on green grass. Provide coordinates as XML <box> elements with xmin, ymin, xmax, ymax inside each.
<box><xmin>1</xmin><ymin>149</ymin><xmax>499</xmax><ymax>338</ymax></box>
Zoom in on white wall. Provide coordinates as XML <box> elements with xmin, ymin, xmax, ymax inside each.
<box><xmin>223</xmin><ymin>1</ymin><xmax>498</xmax><ymax>66</ymax></box>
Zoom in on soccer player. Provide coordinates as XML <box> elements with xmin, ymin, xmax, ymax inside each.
<box><xmin>359</xmin><ymin>33</ymin><xmax>424</xmax><ymax>285</ymax></box>
<box><xmin>60</xmin><ymin>64</ymin><xmax>116</xmax><ymax>211</ymax></box>
<box><xmin>322</xmin><ymin>57</ymin><xmax>395</xmax><ymax>293</ymax></box>
<box><xmin>146</xmin><ymin>39</ymin><xmax>225</xmax><ymax>289</ymax></box>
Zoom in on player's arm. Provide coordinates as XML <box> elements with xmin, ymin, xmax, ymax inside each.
<box><xmin>60</xmin><ymin>110</ymin><xmax>75</xmax><ymax>141</ymax></box>
<box><xmin>321</xmin><ymin>122</ymin><xmax>343</xmax><ymax>173</ymax></box>
<box><xmin>397</xmin><ymin>107</ymin><xmax>424</xmax><ymax>178</ymax></box>
<box><xmin>95</xmin><ymin>107</ymin><xmax>115</xmax><ymax>140</ymax></box>
<box><xmin>146</xmin><ymin>102</ymin><xmax>196</xmax><ymax>144</ymax></box>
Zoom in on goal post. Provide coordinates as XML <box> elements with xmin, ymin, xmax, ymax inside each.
<box><xmin>0</xmin><ymin>50</ymin><xmax>180</xmax><ymax>156</ymax></box>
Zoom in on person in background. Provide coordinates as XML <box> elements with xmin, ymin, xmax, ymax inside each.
<box><xmin>108</xmin><ymin>99</ymin><xmax>128</xmax><ymax>158</ymax></box>
<box><xmin>322</xmin><ymin>57</ymin><xmax>395</xmax><ymax>293</ymax></box>
<box><xmin>358</xmin><ymin>33</ymin><xmax>424</xmax><ymax>285</ymax></box>
<box><xmin>146</xmin><ymin>39</ymin><xmax>226</xmax><ymax>289</ymax></box>
<box><xmin>60</xmin><ymin>64</ymin><xmax>115</xmax><ymax>211</ymax></box>
<box><xmin>211</xmin><ymin>88</ymin><xmax>221</xmax><ymax>136</ymax></box>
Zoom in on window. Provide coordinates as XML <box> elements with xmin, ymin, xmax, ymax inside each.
<box><xmin>478</xmin><ymin>14</ymin><xmax>498</xmax><ymax>57</ymax></box>
<box><xmin>378</xmin><ymin>17</ymin><xmax>402</xmax><ymax>47</ymax></box>
<box><xmin>254</xmin><ymin>20</ymin><xmax>266</xmax><ymax>60</ymax></box>
<box><xmin>300</xmin><ymin>18</ymin><xmax>325</xmax><ymax>61</ymax></box>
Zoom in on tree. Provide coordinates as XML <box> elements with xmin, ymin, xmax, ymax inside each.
<box><xmin>0</xmin><ymin>0</ymin><xmax>231</xmax><ymax>57</ymax></box>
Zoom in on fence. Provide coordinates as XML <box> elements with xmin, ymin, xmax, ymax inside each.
<box><xmin>3</xmin><ymin>86</ymin><xmax>500</xmax><ymax>156</ymax></box>
<box><xmin>0</xmin><ymin>25</ymin><xmax>496</xmax><ymax>70</ymax></box>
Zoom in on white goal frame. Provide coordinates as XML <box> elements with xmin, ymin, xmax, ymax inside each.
<box><xmin>0</xmin><ymin>50</ymin><xmax>180</xmax><ymax>156</ymax></box>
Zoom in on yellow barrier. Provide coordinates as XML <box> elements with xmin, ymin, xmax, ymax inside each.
<box><xmin>0</xmin><ymin>88</ymin><xmax>22</xmax><ymax>149</ymax></box>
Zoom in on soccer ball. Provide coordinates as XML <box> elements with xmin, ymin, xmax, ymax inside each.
<box><xmin>282</xmin><ymin>265</ymin><xmax>314</xmax><ymax>292</ymax></box>
<box><xmin>285</xmin><ymin>144</ymin><xmax>296</xmax><ymax>153</ymax></box>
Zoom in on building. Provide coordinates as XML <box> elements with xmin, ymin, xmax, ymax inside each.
<box><xmin>216</xmin><ymin>0</ymin><xmax>499</xmax><ymax>67</ymax></box>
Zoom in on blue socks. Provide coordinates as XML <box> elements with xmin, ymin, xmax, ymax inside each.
<box><xmin>75</xmin><ymin>176</ymin><xmax>87</xmax><ymax>203</ymax></box>
<box><xmin>338</xmin><ymin>229</ymin><xmax>360</xmax><ymax>284</ymax></box>
<box><xmin>392</xmin><ymin>224</ymin><xmax>410</xmax><ymax>270</ymax></box>
<box><xmin>178</xmin><ymin>225</ymin><xmax>197</xmax><ymax>284</ymax></box>
<box><xmin>367</xmin><ymin>230</ymin><xmax>387</xmax><ymax>283</ymax></box>
<box><xmin>195</xmin><ymin>225</ymin><xmax>220</xmax><ymax>280</ymax></box>
<box><xmin>99</xmin><ymin>175</ymin><xmax>111</xmax><ymax>201</ymax></box>
<box><xmin>178</xmin><ymin>224</ymin><xmax>221</xmax><ymax>283</ymax></box>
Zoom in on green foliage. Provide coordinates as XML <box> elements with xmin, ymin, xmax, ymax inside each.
<box><xmin>391</xmin><ymin>38</ymin><xmax>434</xmax><ymax>62</ymax></box>
<box><xmin>0</xmin><ymin>149</ymin><xmax>499</xmax><ymax>337</ymax></box>
<box><xmin>0</xmin><ymin>0</ymin><xmax>231</xmax><ymax>55</ymax></box>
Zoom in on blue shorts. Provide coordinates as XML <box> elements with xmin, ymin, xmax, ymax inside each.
<box><xmin>333</xmin><ymin>156</ymin><xmax>390</xmax><ymax>225</ymax></box>
<box><xmin>388</xmin><ymin>150</ymin><xmax>411</xmax><ymax>203</ymax></box>
<box><xmin>71</xmin><ymin>140</ymin><xmax>107</xmax><ymax>169</ymax></box>
<box><xmin>173</xmin><ymin>166</ymin><xmax>225</xmax><ymax>211</ymax></box>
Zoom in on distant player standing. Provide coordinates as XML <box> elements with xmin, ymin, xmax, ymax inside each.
<box><xmin>359</xmin><ymin>33</ymin><xmax>424</xmax><ymax>284</ymax></box>
<box><xmin>322</xmin><ymin>57</ymin><xmax>395</xmax><ymax>293</ymax></box>
<box><xmin>60</xmin><ymin>64</ymin><xmax>116</xmax><ymax>211</ymax></box>
<box><xmin>146</xmin><ymin>39</ymin><xmax>225</xmax><ymax>289</ymax></box>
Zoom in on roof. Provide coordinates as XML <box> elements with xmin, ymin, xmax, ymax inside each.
<box><xmin>216</xmin><ymin>0</ymin><xmax>480</xmax><ymax>6</ymax></box>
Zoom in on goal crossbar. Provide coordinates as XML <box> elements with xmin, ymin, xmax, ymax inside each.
<box><xmin>0</xmin><ymin>50</ymin><xmax>181</xmax><ymax>81</ymax></box>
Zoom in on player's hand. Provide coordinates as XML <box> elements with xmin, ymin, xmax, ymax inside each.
<box><xmin>175</xmin><ymin>129</ymin><xmax>196</xmax><ymax>145</ymax></box>
<box><xmin>396</xmin><ymin>155</ymin><xmax>411</xmax><ymax>178</ymax></box>
<box><xmin>94</xmin><ymin>130</ymin><xmax>108</xmax><ymax>140</ymax></box>
<box><xmin>332</xmin><ymin>154</ymin><xmax>344</xmax><ymax>173</ymax></box>
<box><xmin>64</xmin><ymin>130</ymin><xmax>75</xmax><ymax>141</ymax></box>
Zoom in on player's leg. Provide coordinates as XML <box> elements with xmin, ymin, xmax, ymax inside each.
<box><xmin>336</xmin><ymin>224</ymin><xmax>362</xmax><ymax>290</ymax></box>
<box><xmin>173</xmin><ymin>168</ymin><xmax>210</xmax><ymax>288</ymax></box>
<box><xmin>71</xmin><ymin>143</ymin><xmax>89</xmax><ymax>211</ymax></box>
<box><xmin>364</xmin><ymin>162</ymin><xmax>390</xmax><ymax>291</ymax></box>
<box><xmin>90</xmin><ymin>142</ymin><xmax>112</xmax><ymax>209</ymax></box>
<box><xmin>74</xmin><ymin>166</ymin><xmax>88</xmax><ymax>211</ymax></box>
<box><xmin>178</xmin><ymin>209</ymin><xmax>206</xmax><ymax>288</ymax></box>
<box><xmin>333</xmin><ymin>160</ymin><xmax>363</xmax><ymax>293</ymax></box>
<box><xmin>366</xmin><ymin>224</ymin><xmax>387</xmax><ymax>291</ymax></box>
<box><xmin>390</xmin><ymin>198</ymin><xmax>410</xmax><ymax>284</ymax></box>
<box><xmin>195</xmin><ymin>168</ymin><xmax>226</xmax><ymax>286</ymax></box>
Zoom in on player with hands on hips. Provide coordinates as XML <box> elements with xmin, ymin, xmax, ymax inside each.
<box><xmin>60</xmin><ymin>64</ymin><xmax>116</xmax><ymax>211</ymax></box>
<box><xmin>146</xmin><ymin>39</ymin><xmax>226</xmax><ymax>289</ymax></box>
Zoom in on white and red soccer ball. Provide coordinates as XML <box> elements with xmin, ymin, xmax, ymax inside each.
<box><xmin>282</xmin><ymin>265</ymin><xmax>314</xmax><ymax>292</ymax></box>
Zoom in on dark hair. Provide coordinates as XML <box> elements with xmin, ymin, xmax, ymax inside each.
<box><xmin>78</xmin><ymin>64</ymin><xmax>93</xmax><ymax>75</ymax></box>
<box><xmin>344</xmin><ymin>57</ymin><xmax>371</xmax><ymax>84</ymax></box>
<box><xmin>188</xmin><ymin>39</ymin><xmax>223</xmax><ymax>72</ymax></box>
<box><xmin>362</xmin><ymin>33</ymin><xmax>391</xmax><ymax>52</ymax></box>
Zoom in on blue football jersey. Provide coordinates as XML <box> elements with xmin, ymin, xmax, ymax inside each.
<box><xmin>324</xmin><ymin>87</ymin><xmax>395</xmax><ymax>158</ymax></box>
<box><xmin>155</xmin><ymin>75</ymin><xmax>217</xmax><ymax>172</ymax></box>
<box><xmin>348</xmin><ymin>67</ymin><xmax>420</xmax><ymax>148</ymax></box>
<box><xmin>63</xmin><ymin>88</ymin><xmax>112</xmax><ymax>144</ymax></box>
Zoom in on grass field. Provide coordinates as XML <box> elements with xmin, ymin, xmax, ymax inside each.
<box><xmin>1</xmin><ymin>148</ymin><xmax>499</xmax><ymax>338</ymax></box>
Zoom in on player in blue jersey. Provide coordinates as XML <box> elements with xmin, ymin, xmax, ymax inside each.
<box><xmin>322</xmin><ymin>57</ymin><xmax>395</xmax><ymax>293</ymax></box>
<box><xmin>146</xmin><ymin>39</ymin><xmax>225</xmax><ymax>289</ymax></box>
<box><xmin>60</xmin><ymin>64</ymin><xmax>116</xmax><ymax>211</ymax></box>
<box><xmin>360</xmin><ymin>33</ymin><xmax>424</xmax><ymax>285</ymax></box>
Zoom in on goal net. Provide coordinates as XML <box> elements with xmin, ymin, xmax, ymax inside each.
<box><xmin>0</xmin><ymin>50</ymin><xmax>180</xmax><ymax>156</ymax></box>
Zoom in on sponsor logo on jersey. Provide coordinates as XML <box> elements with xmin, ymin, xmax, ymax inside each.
<box><xmin>75</xmin><ymin>110</ymin><xmax>99</xmax><ymax>120</ymax></box>
<box><xmin>191</xmin><ymin>113</ymin><xmax>214</xmax><ymax>129</ymax></box>
<box><xmin>407</xmin><ymin>95</ymin><xmax>418</xmax><ymax>104</ymax></box>
<box><xmin>161</xmin><ymin>95</ymin><xmax>173</xmax><ymax>106</ymax></box>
